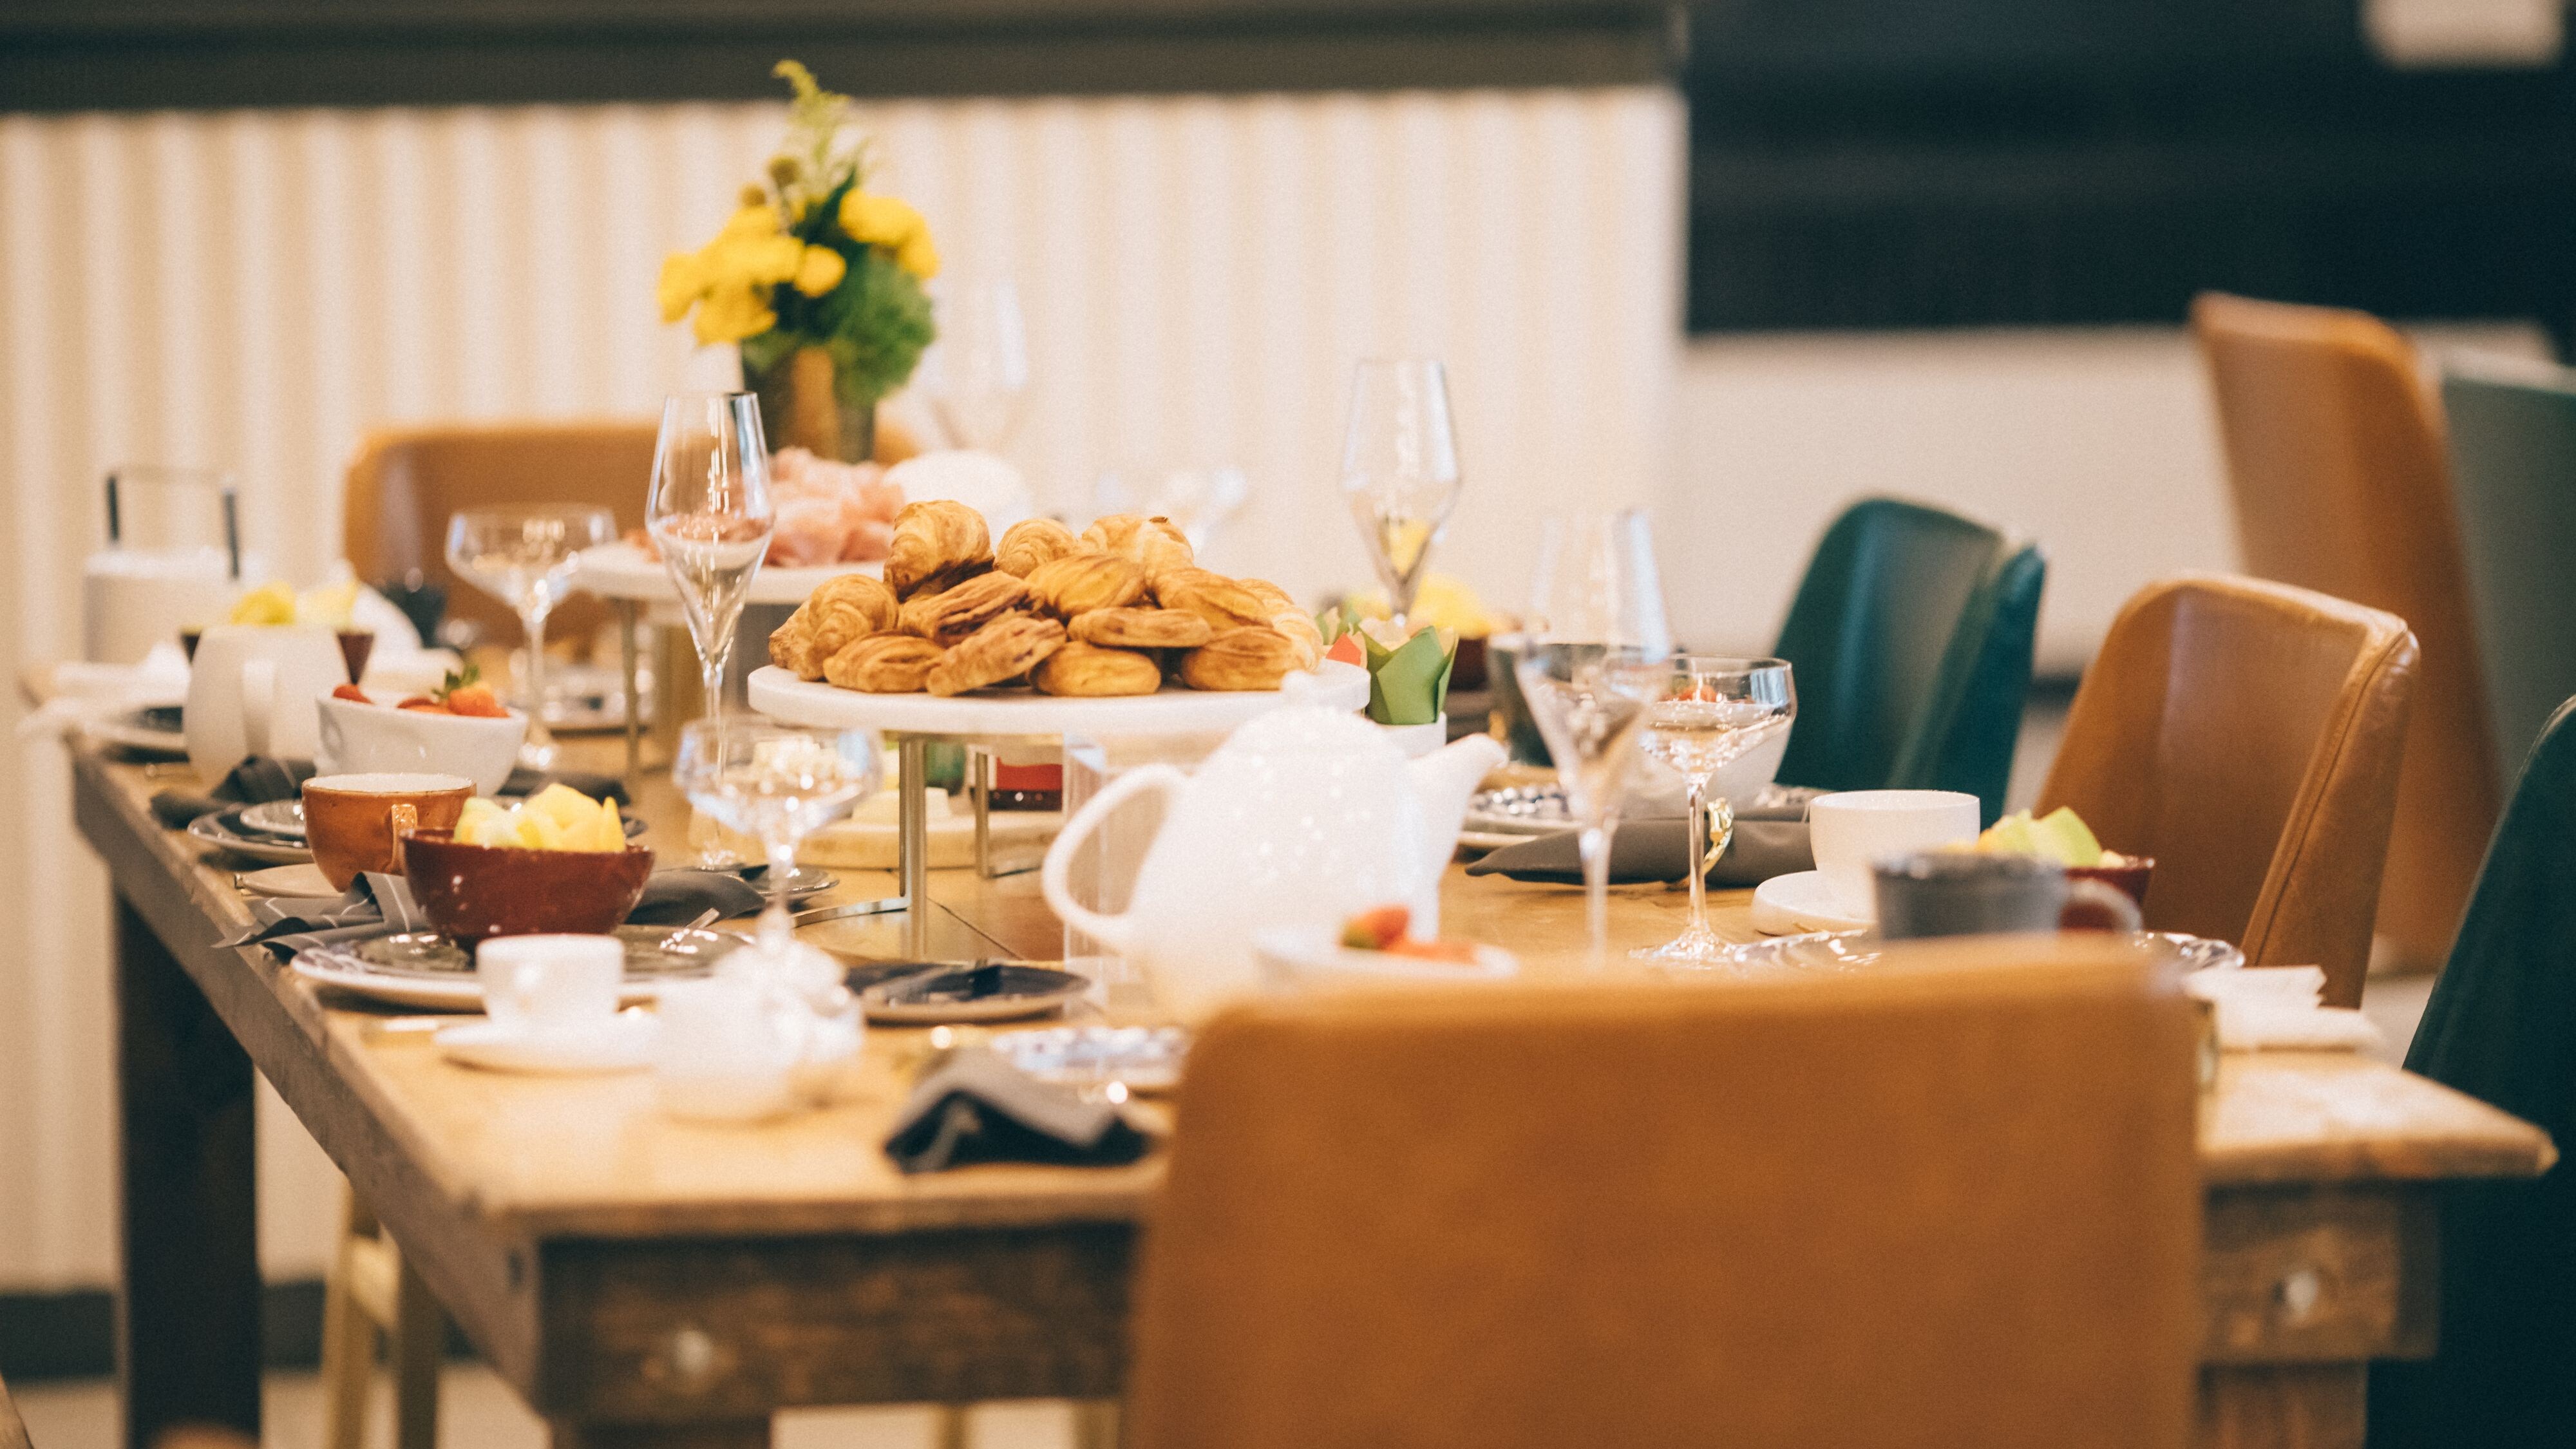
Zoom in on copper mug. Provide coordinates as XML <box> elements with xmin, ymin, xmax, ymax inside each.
<box><xmin>303</xmin><ymin>772</ymin><xmax>475</xmax><ymax>891</ymax></box>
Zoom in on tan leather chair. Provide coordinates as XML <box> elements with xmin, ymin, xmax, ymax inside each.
<box><xmin>2192</xmin><ymin>294</ymin><xmax>2500</xmax><ymax>972</ymax></box>
<box><xmin>2038</xmin><ymin>575</ymin><xmax>2418</xmax><ymax>1007</ymax></box>
<box><xmin>0</xmin><ymin>1366</ymin><xmax>30</xmax><ymax>1449</ymax></box>
<box><xmin>1126</xmin><ymin>936</ymin><xmax>2202</xmax><ymax>1449</ymax></box>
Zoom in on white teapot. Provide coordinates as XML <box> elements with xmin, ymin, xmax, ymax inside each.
<box><xmin>1042</xmin><ymin>707</ymin><xmax>1506</xmax><ymax>1022</ymax></box>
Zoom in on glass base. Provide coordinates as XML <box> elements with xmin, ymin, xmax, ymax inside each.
<box><xmin>1630</xmin><ymin>923</ymin><xmax>1741</xmax><ymax>970</ymax></box>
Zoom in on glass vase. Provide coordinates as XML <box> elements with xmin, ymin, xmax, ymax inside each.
<box><xmin>742</xmin><ymin>341</ymin><xmax>878</xmax><ymax>464</ymax></box>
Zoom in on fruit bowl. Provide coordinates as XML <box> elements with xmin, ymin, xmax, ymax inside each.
<box><xmin>317</xmin><ymin>692</ymin><xmax>527</xmax><ymax>795</ymax></box>
<box><xmin>400</xmin><ymin>829</ymin><xmax>653</xmax><ymax>943</ymax></box>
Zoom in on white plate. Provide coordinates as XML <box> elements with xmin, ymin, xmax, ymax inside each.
<box><xmin>236</xmin><ymin>863</ymin><xmax>337</xmax><ymax>898</ymax></box>
<box><xmin>435</xmin><ymin>1014</ymin><xmax>658</xmax><ymax>1074</ymax></box>
<box><xmin>1750</xmin><ymin>869</ymin><xmax>1875</xmax><ymax>935</ymax></box>
<box><xmin>577</xmin><ymin>540</ymin><xmax>882</xmax><ymax>605</ymax></box>
<box><xmin>289</xmin><ymin>953</ymin><xmax>678</xmax><ymax>1012</ymax></box>
<box><xmin>237</xmin><ymin>800</ymin><xmax>307</xmax><ymax>840</ymax></box>
<box><xmin>187</xmin><ymin>810</ymin><xmax>315</xmax><ymax>864</ymax></box>
<box><xmin>747</xmin><ymin>660</ymin><xmax>1369</xmax><ymax>739</ymax></box>
<box><xmin>1255</xmin><ymin>926</ymin><xmax>1519</xmax><ymax>989</ymax></box>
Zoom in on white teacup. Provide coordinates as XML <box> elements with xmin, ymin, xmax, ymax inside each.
<box><xmin>476</xmin><ymin>934</ymin><xmax>622</xmax><ymax>1039</ymax></box>
<box><xmin>184</xmin><ymin>624</ymin><xmax>347</xmax><ymax>781</ymax></box>
<box><xmin>654</xmin><ymin>979</ymin><xmax>802</xmax><ymax>1124</ymax></box>
<box><xmin>1807</xmin><ymin>789</ymin><xmax>1983</xmax><ymax>917</ymax></box>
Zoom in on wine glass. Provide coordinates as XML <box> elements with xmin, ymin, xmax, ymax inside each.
<box><xmin>926</xmin><ymin>276</ymin><xmax>1030</xmax><ymax>451</ymax></box>
<box><xmin>1340</xmin><ymin>358</ymin><xmax>1461</xmax><ymax>625</ymax></box>
<box><xmin>674</xmin><ymin>719</ymin><xmax>881</xmax><ymax>983</ymax></box>
<box><xmin>444</xmin><ymin>505</ymin><xmax>614</xmax><ymax>770</ymax></box>
<box><xmin>649</xmin><ymin>391</ymin><xmax>776</xmax><ymax>862</ymax></box>
<box><xmin>1629</xmin><ymin>657</ymin><xmax>1797</xmax><ymax>968</ymax></box>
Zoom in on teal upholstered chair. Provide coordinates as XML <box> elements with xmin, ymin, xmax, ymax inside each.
<box><xmin>1771</xmin><ymin>498</ymin><xmax>2045</xmax><ymax>825</ymax></box>
<box><xmin>2369</xmin><ymin>696</ymin><xmax>2576</xmax><ymax>1446</ymax></box>
<box><xmin>2442</xmin><ymin>357</ymin><xmax>2576</xmax><ymax>772</ymax></box>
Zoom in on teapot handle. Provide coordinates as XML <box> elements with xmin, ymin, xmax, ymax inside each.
<box><xmin>1039</xmin><ymin>764</ymin><xmax>1189</xmax><ymax>956</ymax></box>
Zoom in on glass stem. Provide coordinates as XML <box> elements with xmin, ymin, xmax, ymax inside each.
<box><xmin>1683</xmin><ymin>775</ymin><xmax>1710</xmax><ymax>937</ymax></box>
<box><xmin>757</xmin><ymin>838</ymin><xmax>797</xmax><ymax>958</ymax></box>
<box><xmin>1578</xmin><ymin>822</ymin><xmax>1611</xmax><ymax>968</ymax></box>
<box><xmin>518</xmin><ymin>604</ymin><xmax>552</xmax><ymax>724</ymax></box>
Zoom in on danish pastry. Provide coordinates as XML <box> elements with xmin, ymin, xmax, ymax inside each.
<box><xmin>896</xmin><ymin>570</ymin><xmax>1029</xmax><ymax>645</ymax></box>
<box><xmin>884</xmin><ymin>500</ymin><xmax>992</xmax><ymax>596</ymax></box>
<box><xmin>1081</xmin><ymin>513</ymin><xmax>1193</xmax><ymax>578</ymax></box>
<box><xmin>1153</xmin><ymin>569</ymin><xmax>1272</xmax><ymax>632</ymax></box>
<box><xmin>927</xmin><ymin>614</ymin><xmax>1066</xmax><ymax>696</ymax></box>
<box><xmin>793</xmin><ymin>574</ymin><xmax>902</xmax><ymax>677</ymax></box>
<box><xmin>1023</xmin><ymin>552</ymin><xmax>1150</xmax><ymax>617</ymax></box>
<box><xmin>1180</xmin><ymin>625</ymin><xmax>1305</xmax><ymax>691</ymax></box>
<box><xmin>995</xmin><ymin>518</ymin><xmax>1088</xmax><ymax>577</ymax></box>
<box><xmin>1032</xmin><ymin>641</ymin><xmax>1164</xmax><ymax>697</ymax></box>
<box><xmin>822</xmin><ymin>633</ymin><xmax>946</xmax><ymax>693</ymax></box>
<box><xmin>769</xmin><ymin>609</ymin><xmax>817</xmax><ymax>676</ymax></box>
<box><xmin>1069</xmin><ymin>606</ymin><xmax>1213</xmax><ymax>650</ymax></box>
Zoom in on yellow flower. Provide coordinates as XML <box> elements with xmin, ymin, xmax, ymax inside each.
<box><xmin>712</xmin><ymin>232</ymin><xmax>804</xmax><ymax>288</ymax></box>
<box><xmin>894</xmin><ymin>230</ymin><xmax>940</xmax><ymax>281</ymax></box>
<box><xmin>691</xmin><ymin>281</ymin><xmax>777</xmax><ymax>346</ymax></box>
<box><xmin>721</xmin><ymin>202</ymin><xmax>783</xmax><ymax>239</ymax></box>
<box><xmin>792</xmin><ymin>244</ymin><xmax>846</xmax><ymax>298</ymax></box>
<box><xmin>656</xmin><ymin>251</ymin><xmax>707</xmax><ymax>323</ymax></box>
<box><xmin>837</xmin><ymin>191</ymin><xmax>939</xmax><ymax>278</ymax></box>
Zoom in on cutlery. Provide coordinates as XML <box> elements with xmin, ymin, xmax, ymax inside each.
<box><xmin>657</xmin><ymin>907</ymin><xmax>721</xmax><ymax>952</ymax></box>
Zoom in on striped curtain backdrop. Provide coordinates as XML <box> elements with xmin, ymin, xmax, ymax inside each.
<box><xmin>0</xmin><ymin>88</ymin><xmax>1683</xmax><ymax>1287</ymax></box>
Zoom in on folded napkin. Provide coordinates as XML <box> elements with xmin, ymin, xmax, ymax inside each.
<box><xmin>150</xmin><ymin>755</ymin><xmax>314</xmax><ymax>828</ymax></box>
<box><xmin>1466</xmin><ymin>796</ymin><xmax>1817</xmax><ymax>887</ymax></box>
<box><xmin>2185</xmin><ymin>965</ymin><xmax>2385</xmax><ymax>1053</ymax></box>
<box><xmin>228</xmin><ymin>868</ymin><xmax>764</xmax><ymax>956</ymax></box>
<box><xmin>884</xmin><ymin>1047</ymin><xmax>1151</xmax><ymax>1174</ymax></box>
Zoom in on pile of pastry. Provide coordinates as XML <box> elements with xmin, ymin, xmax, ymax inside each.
<box><xmin>769</xmin><ymin>502</ymin><xmax>1325</xmax><ymax>697</ymax></box>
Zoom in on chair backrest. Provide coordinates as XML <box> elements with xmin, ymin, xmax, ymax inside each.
<box><xmin>343</xmin><ymin>421</ymin><xmax>659</xmax><ymax>647</ymax></box>
<box><xmin>2438</xmin><ymin>356</ymin><xmax>2576</xmax><ymax>773</ymax></box>
<box><xmin>2191</xmin><ymin>292</ymin><xmax>2501</xmax><ymax>971</ymax></box>
<box><xmin>1772</xmin><ymin>497</ymin><xmax>2042</xmax><ymax>823</ymax></box>
<box><xmin>2370</xmin><ymin>696</ymin><xmax>2576</xmax><ymax>1446</ymax></box>
<box><xmin>0</xmin><ymin>1365</ymin><xmax>29</xmax><ymax>1449</ymax></box>
<box><xmin>1124</xmin><ymin>936</ymin><xmax>2202</xmax><ymax>1449</ymax></box>
<box><xmin>2038</xmin><ymin>574</ymin><xmax>2417</xmax><ymax>1007</ymax></box>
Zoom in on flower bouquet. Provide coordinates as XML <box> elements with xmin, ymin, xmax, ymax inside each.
<box><xmin>658</xmin><ymin>61</ymin><xmax>939</xmax><ymax>462</ymax></box>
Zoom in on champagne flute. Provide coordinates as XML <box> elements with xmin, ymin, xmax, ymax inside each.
<box><xmin>674</xmin><ymin>719</ymin><xmax>880</xmax><ymax>980</ymax></box>
<box><xmin>926</xmin><ymin>276</ymin><xmax>1030</xmax><ymax>451</ymax></box>
<box><xmin>1630</xmin><ymin>657</ymin><xmax>1797</xmax><ymax>968</ymax></box>
<box><xmin>1340</xmin><ymin>358</ymin><xmax>1461</xmax><ymax>625</ymax></box>
<box><xmin>444</xmin><ymin>505</ymin><xmax>614</xmax><ymax>770</ymax></box>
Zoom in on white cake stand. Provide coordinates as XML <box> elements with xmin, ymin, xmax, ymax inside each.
<box><xmin>748</xmin><ymin>660</ymin><xmax>1369</xmax><ymax>958</ymax></box>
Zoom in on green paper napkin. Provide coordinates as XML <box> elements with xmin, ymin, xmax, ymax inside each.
<box><xmin>1363</xmin><ymin>628</ymin><xmax>1456</xmax><ymax>726</ymax></box>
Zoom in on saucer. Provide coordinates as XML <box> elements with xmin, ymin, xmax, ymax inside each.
<box><xmin>186</xmin><ymin>807</ymin><xmax>314</xmax><ymax>864</ymax></box>
<box><xmin>1750</xmin><ymin>870</ymin><xmax>1874</xmax><ymax>935</ymax></box>
<box><xmin>236</xmin><ymin>862</ymin><xmax>337</xmax><ymax>898</ymax></box>
<box><xmin>236</xmin><ymin>799</ymin><xmax>308</xmax><ymax>841</ymax></box>
<box><xmin>859</xmin><ymin>963</ymin><xmax>1092</xmax><ymax>1024</ymax></box>
<box><xmin>435</xmin><ymin>1014</ymin><xmax>658</xmax><ymax>1074</ymax></box>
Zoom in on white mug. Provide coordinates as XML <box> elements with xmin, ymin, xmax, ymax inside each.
<box><xmin>476</xmin><ymin>934</ymin><xmax>622</xmax><ymax>1037</ymax></box>
<box><xmin>1807</xmin><ymin>789</ymin><xmax>1984</xmax><ymax>917</ymax></box>
<box><xmin>184</xmin><ymin>624</ymin><xmax>346</xmax><ymax>781</ymax></box>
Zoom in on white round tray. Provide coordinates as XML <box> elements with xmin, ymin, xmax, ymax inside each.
<box><xmin>577</xmin><ymin>540</ymin><xmax>880</xmax><ymax>606</ymax></box>
<box><xmin>747</xmin><ymin>660</ymin><xmax>1368</xmax><ymax>739</ymax></box>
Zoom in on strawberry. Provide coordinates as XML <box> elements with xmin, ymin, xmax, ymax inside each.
<box><xmin>1385</xmin><ymin>936</ymin><xmax>1479</xmax><ymax>965</ymax></box>
<box><xmin>444</xmin><ymin>684</ymin><xmax>507</xmax><ymax>718</ymax></box>
<box><xmin>1340</xmin><ymin>904</ymin><xmax>1410</xmax><ymax>951</ymax></box>
<box><xmin>395</xmin><ymin>695</ymin><xmax>437</xmax><ymax>710</ymax></box>
<box><xmin>331</xmin><ymin>684</ymin><xmax>373</xmax><ymax>704</ymax></box>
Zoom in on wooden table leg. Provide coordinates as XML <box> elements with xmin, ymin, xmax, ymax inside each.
<box><xmin>2197</xmin><ymin>1365</ymin><xmax>2366</xmax><ymax>1449</ymax></box>
<box><xmin>549</xmin><ymin>1420</ymin><xmax>771</xmax><ymax>1449</ymax></box>
<box><xmin>114</xmin><ymin>894</ymin><xmax>261</xmax><ymax>1449</ymax></box>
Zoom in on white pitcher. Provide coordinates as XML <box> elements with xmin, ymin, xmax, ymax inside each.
<box><xmin>184</xmin><ymin>625</ymin><xmax>346</xmax><ymax>781</ymax></box>
<box><xmin>1041</xmin><ymin>706</ymin><xmax>1503</xmax><ymax>1022</ymax></box>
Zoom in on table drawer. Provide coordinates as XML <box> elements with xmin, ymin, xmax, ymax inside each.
<box><xmin>2201</xmin><ymin>1184</ymin><xmax>2436</xmax><ymax>1363</ymax></box>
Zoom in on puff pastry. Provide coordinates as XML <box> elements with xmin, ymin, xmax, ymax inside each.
<box><xmin>1023</xmin><ymin>553</ymin><xmax>1150</xmax><ymax>617</ymax></box>
<box><xmin>927</xmin><ymin>614</ymin><xmax>1066</xmax><ymax>696</ymax></box>
<box><xmin>896</xmin><ymin>570</ymin><xmax>1029</xmax><ymax>645</ymax></box>
<box><xmin>793</xmin><ymin>574</ymin><xmax>902</xmax><ymax>677</ymax></box>
<box><xmin>1032</xmin><ymin>641</ymin><xmax>1164</xmax><ymax>697</ymax></box>
<box><xmin>995</xmin><ymin>518</ymin><xmax>1088</xmax><ymax>577</ymax></box>
<box><xmin>1153</xmin><ymin>569</ymin><xmax>1272</xmax><ymax>632</ymax></box>
<box><xmin>1180</xmin><ymin>625</ymin><xmax>1305</xmax><ymax>691</ymax></box>
<box><xmin>884</xmin><ymin>500</ymin><xmax>993</xmax><ymax>597</ymax></box>
<box><xmin>1229</xmin><ymin>578</ymin><xmax>1322</xmax><ymax>667</ymax></box>
<box><xmin>822</xmin><ymin>633</ymin><xmax>946</xmax><ymax>693</ymax></box>
<box><xmin>1081</xmin><ymin>513</ymin><xmax>1194</xmax><ymax>578</ymax></box>
<box><xmin>1069</xmin><ymin>606</ymin><xmax>1213</xmax><ymax>650</ymax></box>
<box><xmin>769</xmin><ymin>609</ymin><xmax>817</xmax><ymax>677</ymax></box>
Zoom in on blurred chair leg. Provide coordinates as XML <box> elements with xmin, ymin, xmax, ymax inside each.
<box><xmin>1071</xmin><ymin>1400</ymin><xmax>1119</xmax><ymax>1449</ymax></box>
<box><xmin>931</xmin><ymin>1406</ymin><xmax>969</xmax><ymax>1449</ymax></box>
<box><xmin>321</xmin><ymin>1185</ymin><xmax>444</xmax><ymax>1449</ymax></box>
<box><xmin>392</xmin><ymin>1256</ymin><xmax>443</xmax><ymax>1449</ymax></box>
<box><xmin>321</xmin><ymin>1189</ymin><xmax>379</xmax><ymax>1449</ymax></box>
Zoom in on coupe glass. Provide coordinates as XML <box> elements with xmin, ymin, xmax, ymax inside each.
<box><xmin>1340</xmin><ymin>357</ymin><xmax>1461</xmax><ymax>625</ymax></box>
<box><xmin>444</xmin><ymin>505</ymin><xmax>614</xmax><ymax>770</ymax></box>
<box><xmin>674</xmin><ymin>719</ymin><xmax>880</xmax><ymax>978</ymax></box>
<box><xmin>926</xmin><ymin>276</ymin><xmax>1030</xmax><ymax>451</ymax></box>
<box><xmin>648</xmin><ymin>392</ymin><xmax>777</xmax><ymax>864</ymax></box>
<box><xmin>1629</xmin><ymin>656</ymin><xmax>1797</xmax><ymax>967</ymax></box>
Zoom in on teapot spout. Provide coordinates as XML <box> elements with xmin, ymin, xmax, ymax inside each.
<box><xmin>1408</xmin><ymin>733</ymin><xmax>1508</xmax><ymax>931</ymax></box>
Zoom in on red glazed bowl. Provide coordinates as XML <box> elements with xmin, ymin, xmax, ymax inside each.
<box><xmin>400</xmin><ymin>829</ymin><xmax>654</xmax><ymax>943</ymax></box>
<box><xmin>2068</xmin><ymin>856</ymin><xmax>2155</xmax><ymax>916</ymax></box>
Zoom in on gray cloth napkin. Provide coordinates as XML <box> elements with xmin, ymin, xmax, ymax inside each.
<box><xmin>1466</xmin><ymin>799</ymin><xmax>1815</xmax><ymax>887</ymax></box>
<box><xmin>228</xmin><ymin>869</ymin><xmax>764</xmax><ymax>956</ymax></box>
<box><xmin>149</xmin><ymin>755</ymin><xmax>313</xmax><ymax>828</ymax></box>
<box><xmin>885</xmin><ymin>1047</ymin><xmax>1151</xmax><ymax>1174</ymax></box>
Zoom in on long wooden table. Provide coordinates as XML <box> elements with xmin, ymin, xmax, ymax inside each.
<box><xmin>62</xmin><ymin>724</ymin><xmax>2553</xmax><ymax>1449</ymax></box>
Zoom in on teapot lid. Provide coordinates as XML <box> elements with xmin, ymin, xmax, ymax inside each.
<box><xmin>1215</xmin><ymin>705</ymin><xmax>1402</xmax><ymax>761</ymax></box>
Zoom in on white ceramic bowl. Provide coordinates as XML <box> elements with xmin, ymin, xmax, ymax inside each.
<box><xmin>1253</xmin><ymin>925</ymin><xmax>1519</xmax><ymax>992</ymax></box>
<box><xmin>316</xmin><ymin>691</ymin><xmax>527</xmax><ymax>796</ymax></box>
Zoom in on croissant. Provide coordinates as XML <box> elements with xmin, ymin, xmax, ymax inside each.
<box><xmin>884</xmin><ymin>500</ymin><xmax>992</xmax><ymax>597</ymax></box>
<box><xmin>792</xmin><ymin>574</ymin><xmax>902</xmax><ymax>677</ymax></box>
<box><xmin>1032</xmin><ymin>641</ymin><xmax>1164</xmax><ymax>697</ymax></box>
<box><xmin>822</xmin><ymin>633</ymin><xmax>946</xmax><ymax>693</ymax></box>
<box><xmin>896</xmin><ymin>570</ymin><xmax>1029</xmax><ymax>645</ymax></box>
<box><xmin>995</xmin><ymin>518</ymin><xmax>1088</xmax><ymax>577</ymax></box>
<box><xmin>927</xmin><ymin>614</ymin><xmax>1066</xmax><ymax>696</ymax></box>
<box><xmin>1153</xmin><ymin>569</ymin><xmax>1272</xmax><ymax>633</ymax></box>
<box><xmin>1069</xmin><ymin>606</ymin><xmax>1214</xmax><ymax>650</ymax></box>
<box><xmin>1022</xmin><ymin>553</ymin><xmax>1150</xmax><ymax>618</ymax></box>
<box><xmin>1180</xmin><ymin>625</ymin><xmax>1305</xmax><ymax>692</ymax></box>
<box><xmin>769</xmin><ymin>607</ymin><xmax>817</xmax><ymax>677</ymax></box>
<box><xmin>1082</xmin><ymin>513</ymin><xmax>1194</xmax><ymax>578</ymax></box>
